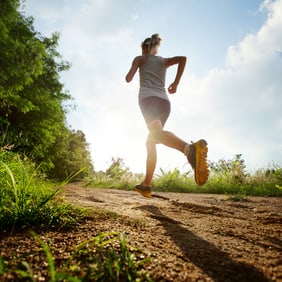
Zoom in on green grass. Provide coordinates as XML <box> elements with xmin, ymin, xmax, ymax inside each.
<box><xmin>0</xmin><ymin>150</ymin><xmax>86</xmax><ymax>232</ymax></box>
<box><xmin>1</xmin><ymin>151</ymin><xmax>280</xmax><ymax>281</ymax></box>
<box><xmin>0</xmin><ymin>231</ymin><xmax>152</xmax><ymax>281</ymax></box>
<box><xmin>88</xmin><ymin>159</ymin><xmax>282</xmax><ymax>197</ymax></box>
<box><xmin>0</xmin><ymin>151</ymin><xmax>152</xmax><ymax>281</ymax></box>
<box><xmin>86</xmin><ymin>170</ymin><xmax>143</xmax><ymax>190</ymax></box>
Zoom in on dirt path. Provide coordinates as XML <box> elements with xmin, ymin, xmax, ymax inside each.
<box><xmin>62</xmin><ymin>184</ymin><xmax>282</xmax><ymax>282</ymax></box>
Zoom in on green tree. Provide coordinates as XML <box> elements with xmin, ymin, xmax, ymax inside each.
<box><xmin>48</xmin><ymin>130</ymin><xmax>94</xmax><ymax>180</ymax></box>
<box><xmin>0</xmin><ymin>0</ymin><xmax>70</xmax><ymax>159</ymax></box>
<box><xmin>0</xmin><ymin>0</ymin><xmax>46</xmax><ymax>111</ymax></box>
<box><xmin>0</xmin><ymin>0</ymin><xmax>93</xmax><ymax>180</ymax></box>
<box><xmin>1</xmin><ymin>32</ymin><xmax>72</xmax><ymax>162</ymax></box>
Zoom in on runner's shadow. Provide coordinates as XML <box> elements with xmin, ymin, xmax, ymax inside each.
<box><xmin>137</xmin><ymin>205</ymin><xmax>270</xmax><ymax>282</ymax></box>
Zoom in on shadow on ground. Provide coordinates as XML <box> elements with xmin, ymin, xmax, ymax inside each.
<box><xmin>137</xmin><ymin>205</ymin><xmax>270</xmax><ymax>282</ymax></box>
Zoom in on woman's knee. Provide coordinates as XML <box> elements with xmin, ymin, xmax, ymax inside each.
<box><xmin>149</xmin><ymin>129</ymin><xmax>165</xmax><ymax>143</ymax></box>
<box><xmin>146</xmin><ymin>136</ymin><xmax>157</xmax><ymax>150</ymax></box>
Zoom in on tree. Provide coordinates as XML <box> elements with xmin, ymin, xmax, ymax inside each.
<box><xmin>0</xmin><ymin>0</ymin><xmax>94</xmax><ymax>180</ymax></box>
<box><xmin>48</xmin><ymin>130</ymin><xmax>94</xmax><ymax>181</ymax></box>
<box><xmin>1</xmin><ymin>32</ymin><xmax>72</xmax><ymax>162</ymax></box>
<box><xmin>0</xmin><ymin>1</ymin><xmax>70</xmax><ymax>158</ymax></box>
<box><xmin>0</xmin><ymin>0</ymin><xmax>46</xmax><ymax>111</ymax></box>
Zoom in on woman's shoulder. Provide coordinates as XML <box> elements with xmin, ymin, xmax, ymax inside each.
<box><xmin>133</xmin><ymin>54</ymin><xmax>148</xmax><ymax>67</ymax></box>
<box><xmin>153</xmin><ymin>55</ymin><xmax>165</xmax><ymax>63</ymax></box>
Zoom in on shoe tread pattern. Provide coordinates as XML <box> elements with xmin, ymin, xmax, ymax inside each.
<box><xmin>195</xmin><ymin>139</ymin><xmax>209</xmax><ymax>186</ymax></box>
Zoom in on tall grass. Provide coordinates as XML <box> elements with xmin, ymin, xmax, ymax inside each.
<box><xmin>88</xmin><ymin>156</ymin><xmax>282</xmax><ymax>197</ymax></box>
<box><xmin>87</xmin><ymin>170</ymin><xmax>143</xmax><ymax>190</ymax></box>
<box><xmin>0</xmin><ymin>150</ymin><xmax>86</xmax><ymax>233</ymax></box>
<box><xmin>154</xmin><ymin>165</ymin><xmax>282</xmax><ymax>196</ymax></box>
<box><xmin>210</xmin><ymin>168</ymin><xmax>280</xmax><ymax>195</ymax></box>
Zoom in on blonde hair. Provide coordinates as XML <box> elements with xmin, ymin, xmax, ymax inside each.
<box><xmin>141</xmin><ymin>33</ymin><xmax>162</xmax><ymax>54</ymax></box>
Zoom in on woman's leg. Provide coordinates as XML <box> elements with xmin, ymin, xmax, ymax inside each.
<box><xmin>147</xmin><ymin>122</ymin><xmax>209</xmax><ymax>186</ymax></box>
<box><xmin>139</xmin><ymin>97</ymin><xmax>189</xmax><ymax>154</ymax></box>
<box><xmin>148</xmin><ymin>119</ymin><xmax>188</xmax><ymax>153</ymax></box>
<box><xmin>142</xmin><ymin>135</ymin><xmax>157</xmax><ymax>187</ymax></box>
<box><xmin>142</xmin><ymin>119</ymin><xmax>189</xmax><ymax>187</ymax></box>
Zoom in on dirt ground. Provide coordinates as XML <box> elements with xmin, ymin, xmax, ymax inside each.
<box><xmin>1</xmin><ymin>184</ymin><xmax>281</xmax><ymax>281</ymax></box>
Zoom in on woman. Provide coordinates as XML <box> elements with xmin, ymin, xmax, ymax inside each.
<box><xmin>125</xmin><ymin>34</ymin><xmax>208</xmax><ymax>198</ymax></box>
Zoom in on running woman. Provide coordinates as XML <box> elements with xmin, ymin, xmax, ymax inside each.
<box><xmin>125</xmin><ymin>34</ymin><xmax>209</xmax><ymax>198</ymax></box>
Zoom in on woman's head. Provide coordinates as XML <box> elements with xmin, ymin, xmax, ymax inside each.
<box><xmin>141</xmin><ymin>33</ymin><xmax>162</xmax><ymax>55</ymax></box>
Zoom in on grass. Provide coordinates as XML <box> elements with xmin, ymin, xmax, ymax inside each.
<box><xmin>0</xmin><ymin>150</ymin><xmax>86</xmax><ymax>232</ymax></box>
<box><xmin>1</xmin><ymin>150</ymin><xmax>280</xmax><ymax>281</ymax></box>
<box><xmin>0</xmin><ymin>231</ymin><xmax>152</xmax><ymax>281</ymax></box>
<box><xmin>0</xmin><ymin>150</ymin><xmax>152</xmax><ymax>281</ymax></box>
<box><xmin>88</xmin><ymin>157</ymin><xmax>282</xmax><ymax>197</ymax></box>
<box><xmin>86</xmin><ymin>170</ymin><xmax>143</xmax><ymax>190</ymax></box>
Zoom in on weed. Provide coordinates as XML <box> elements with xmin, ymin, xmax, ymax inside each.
<box><xmin>0</xmin><ymin>231</ymin><xmax>152</xmax><ymax>281</ymax></box>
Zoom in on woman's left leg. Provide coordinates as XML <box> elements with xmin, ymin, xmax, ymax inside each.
<box><xmin>143</xmin><ymin>135</ymin><xmax>157</xmax><ymax>187</ymax></box>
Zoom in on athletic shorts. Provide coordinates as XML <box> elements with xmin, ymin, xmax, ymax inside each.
<box><xmin>138</xmin><ymin>97</ymin><xmax>171</xmax><ymax>127</ymax></box>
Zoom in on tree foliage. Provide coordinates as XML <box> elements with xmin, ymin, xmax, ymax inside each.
<box><xmin>48</xmin><ymin>130</ymin><xmax>93</xmax><ymax>180</ymax></box>
<box><xmin>0</xmin><ymin>0</ymin><xmax>93</xmax><ymax>180</ymax></box>
<box><xmin>0</xmin><ymin>0</ymin><xmax>46</xmax><ymax>109</ymax></box>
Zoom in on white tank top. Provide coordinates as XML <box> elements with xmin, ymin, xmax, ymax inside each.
<box><xmin>138</xmin><ymin>55</ymin><xmax>169</xmax><ymax>101</ymax></box>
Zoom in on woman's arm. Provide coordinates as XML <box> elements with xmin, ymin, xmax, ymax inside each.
<box><xmin>125</xmin><ymin>56</ymin><xmax>142</xmax><ymax>82</ymax></box>
<box><xmin>164</xmin><ymin>56</ymin><xmax>187</xmax><ymax>94</ymax></box>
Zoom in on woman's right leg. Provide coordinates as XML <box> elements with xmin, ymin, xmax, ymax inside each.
<box><xmin>148</xmin><ymin>123</ymin><xmax>209</xmax><ymax>186</ymax></box>
<box><xmin>148</xmin><ymin>119</ymin><xmax>188</xmax><ymax>154</ymax></box>
<box><xmin>139</xmin><ymin>97</ymin><xmax>189</xmax><ymax>154</ymax></box>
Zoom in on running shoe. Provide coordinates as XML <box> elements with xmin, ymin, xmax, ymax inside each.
<box><xmin>187</xmin><ymin>139</ymin><xmax>209</xmax><ymax>185</ymax></box>
<box><xmin>135</xmin><ymin>184</ymin><xmax>152</xmax><ymax>198</ymax></box>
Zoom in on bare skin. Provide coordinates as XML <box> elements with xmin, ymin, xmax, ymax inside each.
<box><xmin>126</xmin><ymin>46</ymin><xmax>188</xmax><ymax>187</ymax></box>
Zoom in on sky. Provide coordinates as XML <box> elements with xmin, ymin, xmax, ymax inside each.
<box><xmin>22</xmin><ymin>0</ymin><xmax>282</xmax><ymax>174</ymax></box>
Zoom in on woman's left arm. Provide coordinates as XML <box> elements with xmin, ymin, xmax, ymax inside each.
<box><xmin>165</xmin><ymin>56</ymin><xmax>187</xmax><ymax>94</ymax></box>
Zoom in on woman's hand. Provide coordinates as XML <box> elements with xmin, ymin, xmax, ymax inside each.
<box><xmin>168</xmin><ymin>82</ymin><xmax>178</xmax><ymax>94</ymax></box>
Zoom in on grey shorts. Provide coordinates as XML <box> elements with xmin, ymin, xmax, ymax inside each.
<box><xmin>139</xmin><ymin>97</ymin><xmax>171</xmax><ymax>127</ymax></box>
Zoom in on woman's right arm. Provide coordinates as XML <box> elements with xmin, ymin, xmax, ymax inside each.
<box><xmin>125</xmin><ymin>56</ymin><xmax>141</xmax><ymax>83</ymax></box>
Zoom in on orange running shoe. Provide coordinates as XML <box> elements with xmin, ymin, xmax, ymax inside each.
<box><xmin>135</xmin><ymin>184</ymin><xmax>152</xmax><ymax>198</ymax></box>
<box><xmin>187</xmin><ymin>139</ymin><xmax>209</xmax><ymax>185</ymax></box>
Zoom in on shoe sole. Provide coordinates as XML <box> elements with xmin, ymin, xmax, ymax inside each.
<box><xmin>135</xmin><ymin>187</ymin><xmax>152</xmax><ymax>198</ymax></box>
<box><xmin>195</xmin><ymin>139</ymin><xmax>209</xmax><ymax>186</ymax></box>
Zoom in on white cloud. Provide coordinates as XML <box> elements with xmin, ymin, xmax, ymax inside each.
<box><xmin>77</xmin><ymin>0</ymin><xmax>282</xmax><ymax>172</ymax></box>
<box><xmin>24</xmin><ymin>0</ymin><xmax>282</xmax><ymax>173</ymax></box>
<box><xmin>227</xmin><ymin>0</ymin><xmax>282</xmax><ymax>67</ymax></box>
<box><xmin>172</xmin><ymin>0</ymin><xmax>282</xmax><ymax>170</ymax></box>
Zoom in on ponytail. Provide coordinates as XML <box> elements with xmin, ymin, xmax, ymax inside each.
<box><xmin>141</xmin><ymin>33</ymin><xmax>162</xmax><ymax>54</ymax></box>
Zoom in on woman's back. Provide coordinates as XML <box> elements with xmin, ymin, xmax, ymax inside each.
<box><xmin>139</xmin><ymin>55</ymin><xmax>167</xmax><ymax>100</ymax></box>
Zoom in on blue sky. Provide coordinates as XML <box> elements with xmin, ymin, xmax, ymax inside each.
<box><xmin>23</xmin><ymin>0</ymin><xmax>282</xmax><ymax>173</ymax></box>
